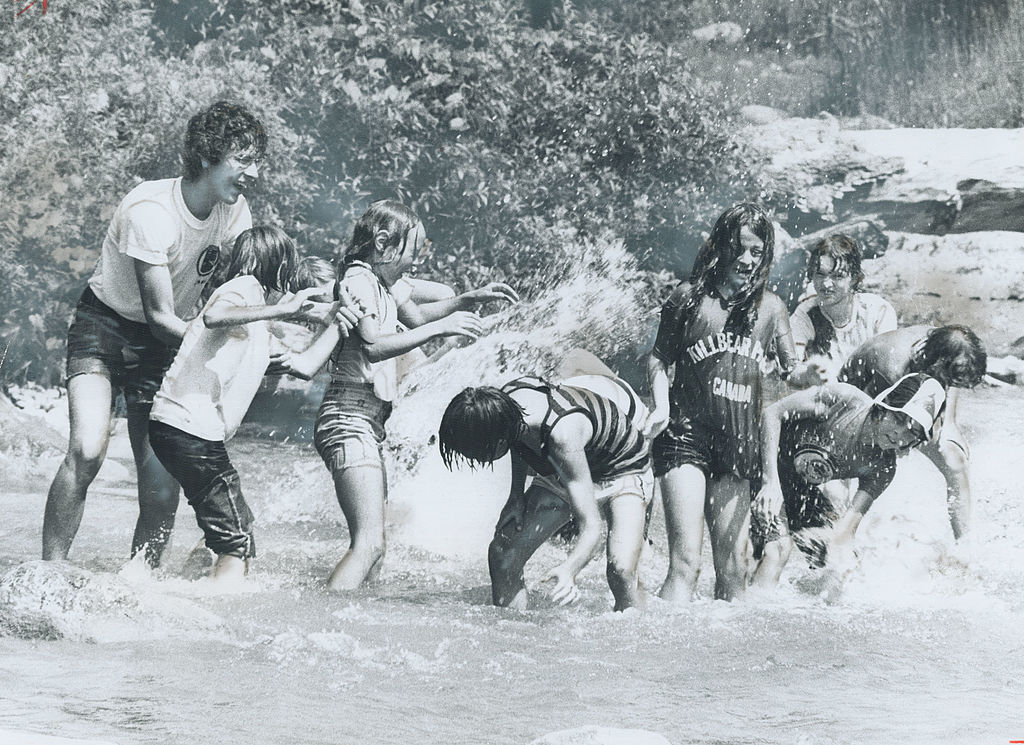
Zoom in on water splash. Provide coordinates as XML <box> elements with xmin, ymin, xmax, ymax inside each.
<box><xmin>0</xmin><ymin>561</ymin><xmax>225</xmax><ymax>643</ymax></box>
<box><xmin>382</xmin><ymin>237</ymin><xmax>652</xmax><ymax>558</ymax></box>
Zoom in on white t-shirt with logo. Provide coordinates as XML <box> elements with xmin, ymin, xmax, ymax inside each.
<box><xmin>150</xmin><ymin>276</ymin><xmax>269</xmax><ymax>442</ymax></box>
<box><xmin>88</xmin><ymin>178</ymin><xmax>252</xmax><ymax>323</ymax></box>
<box><xmin>790</xmin><ymin>291</ymin><xmax>898</xmax><ymax>379</ymax></box>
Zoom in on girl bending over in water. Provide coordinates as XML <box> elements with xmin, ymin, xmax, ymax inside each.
<box><xmin>312</xmin><ymin>199</ymin><xmax>517</xmax><ymax>591</ymax></box>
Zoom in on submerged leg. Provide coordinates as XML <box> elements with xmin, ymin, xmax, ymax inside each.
<box><xmin>43</xmin><ymin>373</ymin><xmax>113</xmax><ymax>561</ymax></box>
<box><xmin>705</xmin><ymin>473</ymin><xmax>752</xmax><ymax>601</ymax></box>
<box><xmin>657</xmin><ymin>463</ymin><xmax>706</xmax><ymax>602</ymax></box>
<box><xmin>128</xmin><ymin>405</ymin><xmax>181</xmax><ymax>567</ymax></box>
<box><xmin>489</xmin><ymin>485</ymin><xmax>572</xmax><ymax>609</ymax></box>
<box><xmin>604</xmin><ymin>492</ymin><xmax>647</xmax><ymax>611</ymax></box>
<box><xmin>328</xmin><ymin>464</ymin><xmax>388</xmax><ymax>591</ymax></box>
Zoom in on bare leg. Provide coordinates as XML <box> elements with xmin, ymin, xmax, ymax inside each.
<box><xmin>180</xmin><ymin>539</ymin><xmax>216</xmax><ymax>580</ymax></box>
<box><xmin>751</xmin><ymin>536</ymin><xmax>793</xmax><ymax>587</ymax></box>
<box><xmin>42</xmin><ymin>374</ymin><xmax>113</xmax><ymax>561</ymax></box>
<box><xmin>705</xmin><ymin>473</ymin><xmax>751</xmax><ymax>601</ymax></box>
<box><xmin>489</xmin><ymin>485</ymin><xmax>572</xmax><ymax>609</ymax></box>
<box><xmin>657</xmin><ymin>464</ymin><xmax>706</xmax><ymax>602</ymax></box>
<box><xmin>327</xmin><ymin>464</ymin><xmax>387</xmax><ymax>591</ymax></box>
<box><xmin>926</xmin><ymin>440</ymin><xmax>971</xmax><ymax>540</ymax></box>
<box><xmin>209</xmin><ymin>554</ymin><xmax>248</xmax><ymax>584</ymax></box>
<box><xmin>127</xmin><ymin>406</ymin><xmax>181</xmax><ymax>567</ymax></box>
<box><xmin>604</xmin><ymin>494</ymin><xmax>647</xmax><ymax>611</ymax></box>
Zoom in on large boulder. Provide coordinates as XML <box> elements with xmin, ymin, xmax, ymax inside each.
<box><xmin>0</xmin><ymin>391</ymin><xmax>65</xmax><ymax>455</ymax></box>
<box><xmin>743</xmin><ymin>118</ymin><xmax>1024</xmax><ymax>235</ymax></box>
<box><xmin>739</xmin><ymin>115</ymin><xmax>904</xmax><ymax>234</ymax></box>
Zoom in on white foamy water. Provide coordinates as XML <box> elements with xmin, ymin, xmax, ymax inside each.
<box><xmin>2</xmin><ymin>254</ymin><xmax>1023</xmax><ymax>745</ymax></box>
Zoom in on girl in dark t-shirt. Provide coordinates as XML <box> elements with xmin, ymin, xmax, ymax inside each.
<box><xmin>646</xmin><ymin>203</ymin><xmax>797</xmax><ymax>602</ymax></box>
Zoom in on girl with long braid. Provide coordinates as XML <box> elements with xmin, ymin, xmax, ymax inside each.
<box><xmin>645</xmin><ymin>203</ymin><xmax>798</xmax><ymax>601</ymax></box>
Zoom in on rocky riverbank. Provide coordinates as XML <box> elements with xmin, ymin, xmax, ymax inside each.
<box><xmin>745</xmin><ymin>111</ymin><xmax>1024</xmax><ymax>355</ymax></box>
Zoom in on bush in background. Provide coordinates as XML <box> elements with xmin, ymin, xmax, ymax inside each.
<box><xmin>1</xmin><ymin>0</ymin><xmax>754</xmax><ymax>386</ymax></box>
<box><xmin>0</xmin><ymin>0</ymin><xmax>317</xmax><ymax>384</ymax></box>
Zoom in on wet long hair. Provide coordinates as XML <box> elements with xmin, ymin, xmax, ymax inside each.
<box><xmin>222</xmin><ymin>225</ymin><xmax>298</xmax><ymax>293</ymax></box>
<box><xmin>676</xmin><ymin>202</ymin><xmax>774</xmax><ymax>337</ymax></box>
<box><xmin>806</xmin><ymin>234</ymin><xmax>865</xmax><ymax>356</ymax></box>
<box><xmin>182</xmin><ymin>101</ymin><xmax>267</xmax><ymax>181</ymax></box>
<box><xmin>438</xmin><ymin>387</ymin><xmax>527</xmax><ymax>470</ymax></box>
<box><xmin>342</xmin><ymin>199</ymin><xmax>420</xmax><ymax>270</ymax></box>
<box><xmin>909</xmin><ymin>325</ymin><xmax>987</xmax><ymax>388</ymax></box>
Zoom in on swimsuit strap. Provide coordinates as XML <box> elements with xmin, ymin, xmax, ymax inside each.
<box><xmin>502</xmin><ymin>375</ymin><xmax>591</xmax><ymax>454</ymax></box>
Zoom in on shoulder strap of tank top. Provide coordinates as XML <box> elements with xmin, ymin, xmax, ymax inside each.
<box><xmin>502</xmin><ymin>376</ymin><xmax>581</xmax><ymax>453</ymax></box>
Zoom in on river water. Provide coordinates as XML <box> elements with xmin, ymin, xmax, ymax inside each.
<box><xmin>1</xmin><ymin>262</ymin><xmax>1022</xmax><ymax>745</ymax></box>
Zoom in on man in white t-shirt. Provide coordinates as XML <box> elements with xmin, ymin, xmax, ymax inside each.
<box><xmin>43</xmin><ymin>101</ymin><xmax>266</xmax><ymax>568</ymax></box>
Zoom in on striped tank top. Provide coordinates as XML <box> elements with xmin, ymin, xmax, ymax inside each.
<box><xmin>502</xmin><ymin>376</ymin><xmax>650</xmax><ymax>482</ymax></box>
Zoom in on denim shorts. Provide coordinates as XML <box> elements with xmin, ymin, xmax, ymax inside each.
<box><xmin>313</xmin><ymin>381</ymin><xmax>392</xmax><ymax>475</ymax></box>
<box><xmin>148</xmin><ymin>420</ymin><xmax>256</xmax><ymax>559</ymax></box>
<box><xmin>65</xmin><ymin>287</ymin><xmax>177</xmax><ymax>411</ymax></box>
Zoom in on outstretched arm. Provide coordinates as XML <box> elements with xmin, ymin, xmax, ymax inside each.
<box><xmin>495</xmin><ymin>451</ymin><xmax>531</xmax><ymax>536</ymax></box>
<box><xmin>832</xmin><ymin>488</ymin><xmax>876</xmax><ymax>545</ymax></box>
<box><xmin>935</xmin><ymin>387</ymin><xmax>971</xmax><ymax>539</ymax></box>
<box><xmin>774</xmin><ymin>328</ymin><xmax>799</xmax><ymax>379</ymax></box>
<box><xmin>400</xmin><ymin>282</ymin><xmax>518</xmax><ymax>326</ymax></box>
<box><xmin>819</xmin><ymin>456</ymin><xmax>895</xmax><ymax>567</ymax></box>
<box><xmin>274</xmin><ymin>302</ymin><xmax>365</xmax><ymax>380</ymax></box>
<box><xmin>203</xmin><ymin>287</ymin><xmax>324</xmax><ymax>328</ymax></box>
<box><xmin>360</xmin><ymin>307</ymin><xmax>484</xmax><ymax>362</ymax></box>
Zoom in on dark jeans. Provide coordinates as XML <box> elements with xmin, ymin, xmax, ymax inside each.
<box><xmin>65</xmin><ymin>287</ymin><xmax>176</xmax><ymax>411</ymax></box>
<box><xmin>148</xmin><ymin>420</ymin><xmax>255</xmax><ymax>559</ymax></box>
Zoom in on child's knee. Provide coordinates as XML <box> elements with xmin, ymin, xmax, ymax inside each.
<box><xmin>760</xmin><ymin>537</ymin><xmax>791</xmax><ymax>566</ymax></box>
<box><xmin>67</xmin><ymin>444</ymin><xmax>105</xmax><ymax>482</ymax></box>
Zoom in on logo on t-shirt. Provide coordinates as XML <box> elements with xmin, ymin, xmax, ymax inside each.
<box><xmin>686</xmin><ymin>331</ymin><xmax>771</xmax><ymax>372</ymax></box>
<box><xmin>196</xmin><ymin>245</ymin><xmax>221</xmax><ymax>278</ymax></box>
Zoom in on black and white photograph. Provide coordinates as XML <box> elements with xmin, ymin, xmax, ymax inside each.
<box><xmin>1</xmin><ymin>1</ymin><xmax>1023</xmax><ymax>743</ymax></box>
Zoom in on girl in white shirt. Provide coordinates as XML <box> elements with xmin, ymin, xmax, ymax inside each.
<box><xmin>149</xmin><ymin>226</ymin><xmax>358</xmax><ymax>583</ymax></box>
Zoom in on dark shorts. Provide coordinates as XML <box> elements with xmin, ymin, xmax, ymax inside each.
<box><xmin>750</xmin><ymin>462</ymin><xmax>839</xmax><ymax>562</ymax></box>
<box><xmin>652</xmin><ymin>415</ymin><xmax>759</xmax><ymax>480</ymax></box>
<box><xmin>149</xmin><ymin>420</ymin><xmax>255</xmax><ymax>559</ymax></box>
<box><xmin>65</xmin><ymin>287</ymin><xmax>177</xmax><ymax>411</ymax></box>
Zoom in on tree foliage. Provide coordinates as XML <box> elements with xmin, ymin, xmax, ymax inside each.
<box><xmin>1</xmin><ymin>0</ymin><xmax>752</xmax><ymax>384</ymax></box>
